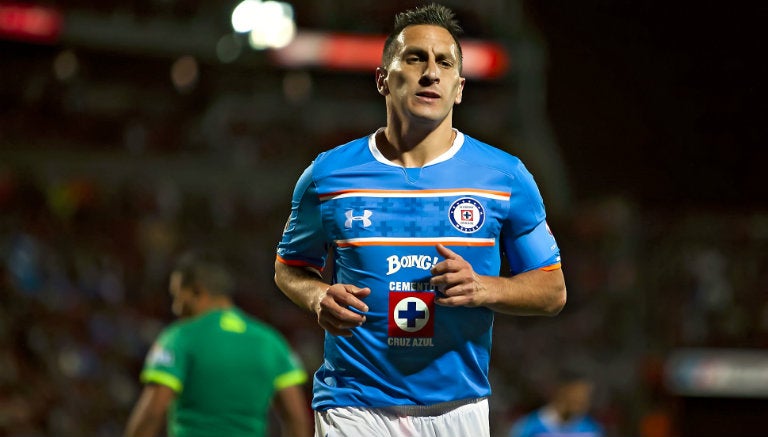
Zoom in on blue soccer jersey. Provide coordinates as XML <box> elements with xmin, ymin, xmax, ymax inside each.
<box><xmin>277</xmin><ymin>130</ymin><xmax>561</xmax><ymax>410</ymax></box>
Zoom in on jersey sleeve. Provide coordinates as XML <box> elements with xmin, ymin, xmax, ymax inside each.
<box><xmin>271</xmin><ymin>338</ymin><xmax>308</xmax><ymax>391</ymax></box>
<box><xmin>275</xmin><ymin>162</ymin><xmax>329</xmax><ymax>271</ymax></box>
<box><xmin>139</xmin><ymin>326</ymin><xmax>187</xmax><ymax>393</ymax></box>
<box><xmin>500</xmin><ymin>161</ymin><xmax>561</xmax><ymax>274</ymax></box>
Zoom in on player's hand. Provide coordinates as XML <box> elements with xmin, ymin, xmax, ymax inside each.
<box><xmin>430</xmin><ymin>244</ymin><xmax>488</xmax><ymax>307</ymax></box>
<box><xmin>313</xmin><ymin>284</ymin><xmax>370</xmax><ymax>337</ymax></box>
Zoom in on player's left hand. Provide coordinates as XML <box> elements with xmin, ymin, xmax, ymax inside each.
<box><xmin>430</xmin><ymin>244</ymin><xmax>488</xmax><ymax>307</ymax></box>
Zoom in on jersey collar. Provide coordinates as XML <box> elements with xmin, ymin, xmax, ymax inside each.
<box><xmin>368</xmin><ymin>128</ymin><xmax>465</xmax><ymax>168</ymax></box>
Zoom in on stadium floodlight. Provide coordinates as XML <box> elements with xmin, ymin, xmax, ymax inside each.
<box><xmin>231</xmin><ymin>0</ymin><xmax>261</xmax><ymax>33</ymax></box>
<box><xmin>231</xmin><ymin>0</ymin><xmax>296</xmax><ymax>50</ymax></box>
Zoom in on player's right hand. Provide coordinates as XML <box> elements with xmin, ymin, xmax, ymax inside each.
<box><xmin>314</xmin><ymin>284</ymin><xmax>370</xmax><ymax>337</ymax></box>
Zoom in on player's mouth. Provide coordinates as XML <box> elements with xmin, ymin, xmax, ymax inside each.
<box><xmin>416</xmin><ymin>91</ymin><xmax>441</xmax><ymax>101</ymax></box>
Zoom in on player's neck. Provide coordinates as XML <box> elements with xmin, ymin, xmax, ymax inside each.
<box><xmin>379</xmin><ymin>124</ymin><xmax>456</xmax><ymax>167</ymax></box>
<box><xmin>193</xmin><ymin>296</ymin><xmax>234</xmax><ymax>316</ymax></box>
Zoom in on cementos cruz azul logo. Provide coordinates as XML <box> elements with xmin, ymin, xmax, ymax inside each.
<box><xmin>448</xmin><ymin>197</ymin><xmax>485</xmax><ymax>233</ymax></box>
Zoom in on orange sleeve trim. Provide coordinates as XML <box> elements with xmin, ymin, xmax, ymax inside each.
<box><xmin>275</xmin><ymin>254</ymin><xmax>324</xmax><ymax>272</ymax></box>
<box><xmin>539</xmin><ymin>263</ymin><xmax>561</xmax><ymax>271</ymax></box>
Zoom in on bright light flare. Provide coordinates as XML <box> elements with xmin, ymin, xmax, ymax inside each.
<box><xmin>231</xmin><ymin>0</ymin><xmax>295</xmax><ymax>50</ymax></box>
<box><xmin>231</xmin><ymin>0</ymin><xmax>261</xmax><ymax>33</ymax></box>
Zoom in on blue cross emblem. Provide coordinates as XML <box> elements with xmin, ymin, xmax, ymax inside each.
<box><xmin>398</xmin><ymin>301</ymin><xmax>426</xmax><ymax>328</ymax></box>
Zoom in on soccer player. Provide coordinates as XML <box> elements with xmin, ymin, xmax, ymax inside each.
<box><xmin>125</xmin><ymin>251</ymin><xmax>311</xmax><ymax>437</ymax></box>
<box><xmin>274</xmin><ymin>3</ymin><xmax>566</xmax><ymax>437</ymax></box>
<box><xmin>507</xmin><ymin>369</ymin><xmax>604</xmax><ymax>437</ymax></box>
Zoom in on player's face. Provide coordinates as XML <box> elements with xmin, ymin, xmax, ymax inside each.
<box><xmin>378</xmin><ymin>25</ymin><xmax>465</xmax><ymax>126</ymax></box>
<box><xmin>557</xmin><ymin>381</ymin><xmax>594</xmax><ymax>418</ymax></box>
<box><xmin>169</xmin><ymin>272</ymin><xmax>195</xmax><ymax>318</ymax></box>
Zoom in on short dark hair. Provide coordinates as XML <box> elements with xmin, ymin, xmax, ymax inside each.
<box><xmin>173</xmin><ymin>250</ymin><xmax>235</xmax><ymax>296</ymax></box>
<box><xmin>555</xmin><ymin>364</ymin><xmax>593</xmax><ymax>386</ymax></box>
<box><xmin>382</xmin><ymin>3</ymin><xmax>464</xmax><ymax>72</ymax></box>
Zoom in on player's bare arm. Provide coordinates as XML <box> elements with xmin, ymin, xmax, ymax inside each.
<box><xmin>430</xmin><ymin>244</ymin><xmax>566</xmax><ymax>316</ymax></box>
<box><xmin>272</xmin><ymin>384</ymin><xmax>312</xmax><ymax>437</ymax></box>
<box><xmin>274</xmin><ymin>261</ymin><xmax>370</xmax><ymax>336</ymax></box>
<box><xmin>124</xmin><ymin>384</ymin><xmax>175</xmax><ymax>437</ymax></box>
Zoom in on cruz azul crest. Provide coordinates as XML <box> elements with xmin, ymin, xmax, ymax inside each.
<box><xmin>448</xmin><ymin>197</ymin><xmax>485</xmax><ymax>233</ymax></box>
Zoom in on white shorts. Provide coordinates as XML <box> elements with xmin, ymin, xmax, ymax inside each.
<box><xmin>314</xmin><ymin>397</ymin><xmax>489</xmax><ymax>437</ymax></box>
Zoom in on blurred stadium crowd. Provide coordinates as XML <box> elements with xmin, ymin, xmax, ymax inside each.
<box><xmin>2</xmin><ymin>161</ymin><xmax>767</xmax><ymax>436</ymax></box>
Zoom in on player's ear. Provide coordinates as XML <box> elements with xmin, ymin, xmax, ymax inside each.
<box><xmin>454</xmin><ymin>76</ymin><xmax>466</xmax><ymax>105</ymax></box>
<box><xmin>376</xmin><ymin>67</ymin><xmax>389</xmax><ymax>96</ymax></box>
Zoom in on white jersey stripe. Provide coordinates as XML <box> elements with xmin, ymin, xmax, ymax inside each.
<box><xmin>320</xmin><ymin>189</ymin><xmax>510</xmax><ymax>202</ymax></box>
<box><xmin>336</xmin><ymin>237</ymin><xmax>496</xmax><ymax>247</ymax></box>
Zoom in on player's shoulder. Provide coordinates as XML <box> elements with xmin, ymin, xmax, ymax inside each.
<box><xmin>459</xmin><ymin>133</ymin><xmax>528</xmax><ymax>174</ymax></box>
<box><xmin>153</xmin><ymin>319</ymin><xmax>189</xmax><ymax>346</ymax></box>
<box><xmin>312</xmin><ymin>135</ymin><xmax>372</xmax><ymax>174</ymax></box>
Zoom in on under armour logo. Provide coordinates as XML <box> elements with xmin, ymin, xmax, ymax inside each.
<box><xmin>345</xmin><ymin>209</ymin><xmax>373</xmax><ymax>228</ymax></box>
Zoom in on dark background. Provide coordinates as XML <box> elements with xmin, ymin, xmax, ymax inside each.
<box><xmin>527</xmin><ymin>1</ymin><xmax>766</xmax><ymax>209</ymax></box>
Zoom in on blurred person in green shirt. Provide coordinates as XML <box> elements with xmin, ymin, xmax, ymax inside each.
<box><xmin>125</xmin><ymin>250</ymin><xmax>311</xmax><ymax>437</ymax></box>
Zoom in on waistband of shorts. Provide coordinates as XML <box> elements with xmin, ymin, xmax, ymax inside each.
<box><xmin>381</xmin><ymin>397</ymin><xmax>487</xmax><ymax>417</ymax></box>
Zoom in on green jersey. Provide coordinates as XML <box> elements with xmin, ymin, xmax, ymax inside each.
<box><xmin>140</xmin><ymin>308</ymin><xmax>307</xmax><ymax>437</ymax></box>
